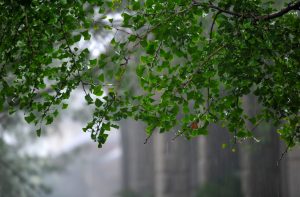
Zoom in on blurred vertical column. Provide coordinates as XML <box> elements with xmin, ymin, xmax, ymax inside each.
<box><xmin>120</xmin><ymin>118</ymin><xmax>155</xmax><ymax>196</ymax></box>
<box><xmin>239</xmin><ymin>94</ymin><xmax>283</xmax><ymax>197</ymax></box>
<box><xmin>154</xmin><ymin>129</ymin><xmax>195</xmax><ymax>197</ymax></box>
<box><xmin>197</xmin><ymin>123</ymin><xmax>241</xmax><ymax>197</ymax></box>
<box><xmin>285</xmin><ymin>142</ymin><xmax>300</xmax><ymax>197</ymax></box>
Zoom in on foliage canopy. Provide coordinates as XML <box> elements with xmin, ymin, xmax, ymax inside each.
<box><xmin>1</xmin><ymin>0</ymin><xmax>300</xmax><ymax>160</ymax></box>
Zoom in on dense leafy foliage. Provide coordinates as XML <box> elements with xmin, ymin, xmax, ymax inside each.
<box><xmin>1</xmin><ymin>0</ymin><xmax>300</xmax><ymax>158</ymax></box>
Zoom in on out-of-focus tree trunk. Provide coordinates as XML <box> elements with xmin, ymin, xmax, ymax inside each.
<box><xmin>154</xmin><ymin>130</ymin><xmax>194</xmax><ymax>197</ymax></box>
<box><xmin>120</xmin><ymin>118</ymin><xmax>155</xmax><ymax>196</ymax></box>
<box><xmin>285</xmin><ymin>143</ymin><xmax>300</xmax><ymax>197</ymax></box>
<box><xmin>239</xmin><ymin>94</ymin><xmax>283</xmax><ymax>197</ymax></box>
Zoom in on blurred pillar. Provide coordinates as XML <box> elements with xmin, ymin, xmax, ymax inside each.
<box><xmin>120</xmin><ymin>118</ymin><xmax>154</xmax><ymax>196</ymax></box>
<box><xmin>154</xmin><ymin>130</ymin><xmax>194</xmax><ymax>197</ymax></box>
<box><xmin>197</xmin><ymin>123</ymin><xmax>241</xmax><ymax>196</ymax></box>
<box><xmin>239</xmin><ymin>94</ymin><xmax>282</xmax><ymax>197</ymax></box>
<box><xmin>285</xmin><ymin>144</ymin><xmax>300</xmax><ymax>197</ymax></box>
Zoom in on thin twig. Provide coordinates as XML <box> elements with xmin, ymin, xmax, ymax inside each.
<box><xmin>240</xmin><ymin>118</ymin><xmax>264</xmax><ymax>143</ymax></box>
<box><xmin>118</xmin><ymin>4</ymin><xmax>175</xmax><ymax>15</ymax></box>
<box><xmin>95</xmin><ymin>99</ymin><xmax>115</xmax><ymax>140</ymax></box>
<box><xmin>277</xmin><ymin>127</ymin><xmax>299</xmax><ymax>165</ymax></box>
<box><xmin>172</xmin><ymin>107</ymin><xmax>210</xmax><ymax>141</ymax></box>
<box><xmin>173</xmin><ymin>42</ymin><xmax>232</xmax><ymax>93</ymax></box>
<box><xmin>94</xmin><ymin>20</ymin><xmax>141</xmax><ymax>38</ymax></box>
<box><xmin>192</xmin><ymin>0</ymin><xmax>300</xmax><ymax>20</ymax></box>
<box><xmin>151</xmin><ymin>41</ymin><xmax>163</xmax><ymax>69</ymax></box>
<box><xmin>208</xmin><ymin>11</ymin><xmax>221</xmax><ymax>45</ymax></box>
<box><xmin>82</xmin><ymin>82</ymin><xmax>117</xmax><ymax>86</ymax></box>
<box><xmin>144</xmin><ymin>127</ymin><xmax>156</xmax><ymax>144</ymax></box>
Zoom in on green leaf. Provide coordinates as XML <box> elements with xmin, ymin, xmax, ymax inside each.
<box><xmin>46</xmin><ymin>116</ymin><xmax>53</xmax><ymax>125</ymax></box>
<box><xmin>110</xmin><ymin>38</ymin><xmax>116</xmax><ymax>45</ymax></box>
<box><xmin>89</xmin><ymin>58</ymin><xmax>98</xmax><ymax>67</ymax></box>
<box><xmin>53</xmin><ymin>109</ymin><xmax>59</xmax><ymax>117</ymax></box>
<box><xmin>36</xmin><ymin>128</ymin><xmax>41</xmax><ymax>137</ymax></box>
<box><xmin>62</xmin><ymin>103</ymin><xmax>68</xmax><ymax>109</ymax></box>
<box><xmin>100</xmin><ymin>54</ymin><xmax>109</xmax><ymax>60</ymax></box>
<box><xmin>95</xmin><ymin>98</ymin><xmax>103</xmax><ymax>107</ymax></box>
<box><xmin>247</xmin><ymin>131</ymin><xmax>254</xmax><ymax>138</ymax></box>
<box><xmin>236</xmin><ymin>131</ymin><xmax>247</xmax><ymax>138</ymax></box>
<box><xmin>140</xmin><ymin>56</ymin><xmax>147</xmax><ymax>63</ymax></box>
<box><xmin>97</xmin><ymin>73</ymin><xmax>105</xmax><ymax>82</ymax></box>
<box><xmin>192</xmin><ymin>35</ymin><xmax>200</xmax><ymax>42</ymax></box>
<box><xmin>248</xmin><ymin>117</ymin><xmax>256</xmax><ymax>125</ymax></box>
<box><xmin>98</xmin><ymin>60</ymin><xmax>108</xmax><ymax>69</ymax></box>
<box><xmin>222</xmin><ymin>144</ymin><xmax>229</xmax><ymax>148</ymax></box>
<box><xmin>203</xmin><ymin>130</ymin><xmax>209</xmax><ymax>135</ymax></box>
<box><xmin>203</xmin><ymin>70</ymin><xmax>215</xmax><ymax>78</ymax></box>
<box><xmin>88</xmin><ymin>8</ymin><xmax>94</xmax><ymax>14</ymax></box>
<box><xmin>145</xmin><ymin>0</ymin><xmax>154</xmax><ymax>8</ymax></box>
<box><xmin>85</xmin><ymin>94</ymin><xmax>93</xmax><ymax>102</ymax></box>
<box><xmin>111</xmin><ymin>124</ymin><xmax>120</xmax><ymax>129</ymax></box>
<box><xmin>94</xmin><ymin>85</ymin><xmax>104</xmax><ymax>96</ymax></box>
<box><xmin>106</xmin><ymin>2</ymin><xmax>114</xmax><ymax>8</ymax></box>
<box><xmin>107</xmin><ymin>69</ymin><xmax>114</xmax><ymax>79</ymax></box>
<box><xmin>80</xmin><ymin>30</ymin><xmax>91</xmax><ymax>40</ymax></box>
<box><xmin>99</xmin><ymin>7</ymin><xmax>105</xmax><ymax>14</ymax></box>
<box><xmin>0</xmin><ymin>98</ymin><xmax>4</xmax><ymax>112</ymax></box>
<box><xmin>132</xmin><ymin>1</ymin><xmax>140</xmax><ymax>11</ymax></box>
<box><xmin>182</xmin><ymin>106</ymin><xmax>190</xmax><ymax>114</ymax></box>
<box><xmin>146</xmin><ymin>41</ymin><xmax>155</xmax><ymax>55</ymax></box>
<box><xmin>25</xmin><ymin>112</ymin><xmax>36</xmax><ymax>124</ymax></box>
<box><xmin>136</xmin><ymin>66</ymin><xmax>145</xmax><ymax>78</ymax></box>
<box><xmin>102</xmin><ymin>122</ymin><xmax>111</xmax><ymax>131</ymax></box>
<box><xmin>182</xmin><ymin>115</ymin><xmax>189</xmax><ymax>123</ymax></box>
<box><xmin>84</xmin><ymin>21</ymin><xmax>91</xmax><ymax>29</ymax></box>
<box><xmin>74</xmin><ymin>35</ymin><xmax>81</xmax><ymax>42</ymax></box>
<box><xmin>38</xmin><ymin>84</ymin><xmax>46</xmax><ymax>89</ymax></box>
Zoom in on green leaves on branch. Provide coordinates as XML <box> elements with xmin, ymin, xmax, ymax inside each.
<box><xmin>1</xmin><ymin>0</ymin><xmax>300</xmax><ymax>151</ymax></box>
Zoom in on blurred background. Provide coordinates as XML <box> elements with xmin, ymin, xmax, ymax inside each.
<box><xmin>0</xmin><ymin>0</ymin><xmax>299</xmax><ymax>197</ymax></box>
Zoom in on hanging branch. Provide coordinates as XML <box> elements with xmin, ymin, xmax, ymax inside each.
<box><xmin>239</xmin><ymin>118</ymin><xmax>265</xmax><ymax>143</ymax></box>
<box><xmin>94</xmin><ymin>99</ymin><xmax>115</xmax><ymax>140</ymax></box>
<box><xmin>151</xmin><ymin>41</ymin><xmax>163</xmax><ymax>69</ymax></box>
<box><xmin>113</xmin><ymin>3</ymin><xmax>196</xmax><ymax>99</ymax></box>
<box><xmin>208</xmin><ymin>11</ymin><xmax>221</xmax><ymax>45</ymax></box>
<box><xmin>172</xmin><ymin>107</ymin><xmax>210</xmax><ymax>141</ymax></box>
<box><xmin>277</xmin><ymin>127</ymin><xmax>299</xmax><ymax>165</ymax></box>
<box><xmin>24</xmin><ymin>6</ymin><xmax>35</xmax><ymax>59</ymax></box>
<box><xmin>192</xmin><ymin>0</ymin><xmax>300</xmax><ymax>20</ymax></box>
<box><xmin>144</xmin><ymin>127</ymin><xmax>156</xmax><ymax>144</ymax></box>
<box><xmin>94</xmin><ymin>20</ymin><xmax>141</xmax><ymax>38</ymax></box>
<box><xmin>173</xmin><ymin>41</ymin><xmax>232</xmax><ymax>93</ymax></box>
<box><xmin>60</xmin><ymin>21</ymin><xmax>87</xmax><ymax>95</ymax></box>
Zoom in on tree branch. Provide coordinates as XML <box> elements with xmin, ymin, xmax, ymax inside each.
<box><xmin>144</xmin><ymin>127</ymin><xmax>156</xmax><ymax>144</ymax></box>
<box><xmin>240</xmin><ymin>118</ymin><xmax>264</xmax><ymax>143</ymax></box>
<box><xmin>94</xmin><ymin>20</ymin><xmax>141</xmax><ymax>38</ymax></box>
<box><xmin>192</xmin><ymin>0</ymin><xmax>300</xmax><ymax>20</ymax></box>
<box><xmin>208</xmin><ymin>11</ymin><xmax>221</xmax><ymax>45</ymax></box>
<box><xmin>277</xmin><ymin>127</ymin><xmax>299</xmax><ymax>165</ymax></box>
<box><xmin>60</xmin><ymin>21</ymin><xmax>87</xmax><ymax>95</ymax></box>
<box><xmin>173</xmin><ymin>42</ymin><xmax>232</xmax><ymax>92</ymax></box>
<box><xmin>113</xmin><ymin>3</ymin><xmax>196</xmax><ymax>99</ymax></box>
